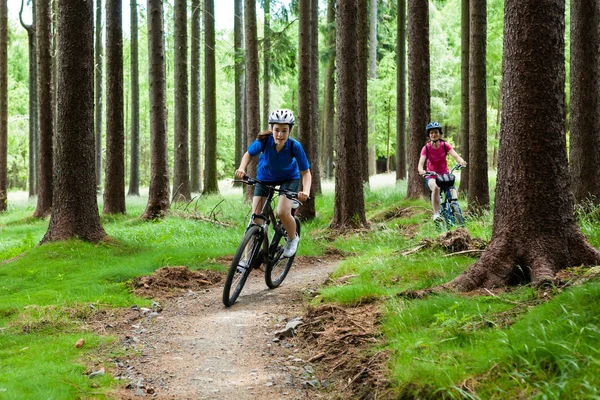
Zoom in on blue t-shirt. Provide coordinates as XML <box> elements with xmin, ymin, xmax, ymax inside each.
<box><xmin>248</xmin><ymin>135</ymin><xmax>310</xmax><ymax>182</ymax></box>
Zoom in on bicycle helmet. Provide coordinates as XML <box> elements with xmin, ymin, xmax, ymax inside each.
<box><xmin>426</xmin><ymin>121</ymin><xmax>442</xmax><ymax>133</ymax></box>
<box><xmin>268</xmin><ymin>109</ymin><xmax>296</xmax><ymax>127</ymax></box>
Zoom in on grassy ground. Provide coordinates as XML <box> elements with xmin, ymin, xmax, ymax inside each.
<box><xmin>1</xmin><ymin>173</ymin><xmax>599</xmax><ymax>399</ymax></box>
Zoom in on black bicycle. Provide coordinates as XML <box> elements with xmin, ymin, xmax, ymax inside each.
<box><xmin>424</xmin><ymin>164</ymin><xmax>466</xmax><ymax>229</ymax></box>
<box><xmin>222</xmin><ymin>176</ymin><xmax>302</xmax><ymax>307</ymax></box>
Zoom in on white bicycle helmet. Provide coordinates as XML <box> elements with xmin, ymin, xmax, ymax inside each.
<box><xmin>268</xmin><ymin>109</ymin><xmax>295</xmax><ymax>127</ymax></box>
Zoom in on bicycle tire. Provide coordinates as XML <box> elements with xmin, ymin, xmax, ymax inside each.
<box><xmin>222</xmin><ymin>226</ymin><xmax>262</xmax><ymax>307</ymax></box>
<box><xmin>265</xmin><ymin>217</ymin><xmax>301</xmax><ymax>288</ymax></box>
<box><xmin>450</xmin><ymin>202</ymin><xmax>464</xmax><ymax>226</ymax></box>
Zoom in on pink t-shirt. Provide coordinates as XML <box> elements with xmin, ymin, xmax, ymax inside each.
<box><xmin>420</xmin><ymin>141</ymin><xmax>452</xmax><ymax>174</ymax></box>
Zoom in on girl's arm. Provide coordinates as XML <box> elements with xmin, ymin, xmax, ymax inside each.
<box><xmin>298</xmin><ymin>169</ymin><xmax>312</xmax><ymax>202</ymax></box>
<box><xmin>418</xmin><ymin>155</ymin><xmax>427</xmax><ymax>176</ymax></box>
<box><xmin>235</xmin><ymin>152</ymin><xmax>253</xmax><ymax>179</ymax></box>
<box><xmin>449</xmin><ymin>149</ymin><xmax>467</xmax><ymax>167</ymax></box>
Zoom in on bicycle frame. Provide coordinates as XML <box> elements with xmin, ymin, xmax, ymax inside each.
<box><xmin>425</xmin><ymin>164</ymin><xmax>465</xmax><ymax>228</ymax></box>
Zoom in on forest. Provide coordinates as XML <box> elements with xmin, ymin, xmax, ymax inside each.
<box><xmin>1</xmin><ymin>0</ymin><xmax>600</xmax><ymax>398</ymax></box>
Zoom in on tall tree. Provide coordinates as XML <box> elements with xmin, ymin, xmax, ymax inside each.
<box><xmin>244</xmin><ymin>0</ymin><xmax>259</xmax><ymax>201</ymax></box>
<box><xmin>103</xmin><ymin>0</ymin><xmax>125</xmax><ymax>214</ymax></box>
<box><xmin>320</xmin><ymin>0</ymin><xmax>335</xmax><ymax>179</ymax></box>
<box><xmin>367</xmin><ymin>0</ymin><xmax>377</xmax><ymax>176</ymax></box>
<box><xmin>128</xmin><ymin>0</ymin><xmax>140</xmax><ymax>196</ymax></box>
<box><xmin>234</xmin><ymin>0</ymin><xmax>244</xmax><ymax>187</ymax></box>
<box><xmin>142</xmin><ymin>0</ymin><xmax>170</xmax><ymax>220</ymax></box>
<box><xmin>569</xmin><ymin>0</ymin><xmax>600</xmax><ymax>204</ymax></box>
<box><xmin>310</xmin><ymin>0</ymin><xmax>321</xmax><ymax>196</ymax></box>
<box><xmin>173</xmin><ymin>0</ymin><xmax>191</xmax><ymax>201</ymax></box>
<box><xmin>203</xmin><ymin>0</ymin><xmax>219</xmax><ymax>194</ymax></box>
<box><xmin>458</xmin><ymin>0</ymin><xmax>469</xmax><ymax>194</ymax></box>
<box><xmin>358</xmin><ymin>0</ymin><xmax>368</xmax><ymax>184</ymax></box>
<box><xmin>449</xmin><ymin>0</ymin><xmax>600</xmax><ymax>291</ymax></box>
<box><xmin>33</xmin><ymin>0</ymin><xmax>53</xmax><ymax>218</ymax></box>
<box><xmin>94</xmin><ymin>0</ymin><xmax>103</xmax><ymax>191</ymax></box>
<box><xmin>395</xmin><ymin>0</ymin><xmax>406</xmax><ymax>181</ymax></box>
<box><xmin>19</xmin><ymin>0</ymin><xmax>38</xmax><ymax>198</ymax></box>
<box><xmin>190</xmin><ymin>0</ymin><xmax>201</xmax><ymax>193</ymax></box>
<box><xmin>42</xmin><ymin>0</ymin><xmax>106</xmax><ymax>243</ymax></box>
<box><xmin>405</xmin><ymin>0</ymin><xmax>430</xmax><ymax>199</ymax></box>
<box><xmin>467</xmin><ymin>0</ymin><xmax>489</xmax><ymax>211</ymax></box>
<box><xmin>331</xmin><ymin>0</ymin><xmax>367</xmax><ymax>229</ymax></box>
<box><xmin>0</xmin><ymin>0</ymin><xmax>6</xmax><ymax>212</ymax></box>
<box><xmin>262</xmin><ymin>0</ymin><xmax>270</xmax><ymax>129</ymax></box>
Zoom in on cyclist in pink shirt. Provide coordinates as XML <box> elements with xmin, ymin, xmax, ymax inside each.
<box><xmin>417</xmin><ymin>122</ymin><xmax>467</xmax><ymax>221</ymax></box>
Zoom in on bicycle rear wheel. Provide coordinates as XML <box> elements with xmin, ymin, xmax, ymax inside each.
<box><xmin>265</xmin><ymin>217</ymin><xmax>300</xmax><ymax>289</ymax></box>
<box><xmin>450</xmin><ymin>202</ymin><xmax>464</xmax><ymax>226</ymax></box>
<box><xmin>223</xmin><ymin>226</ymin><xmax>262</xmax><ymax>307</ymax></box>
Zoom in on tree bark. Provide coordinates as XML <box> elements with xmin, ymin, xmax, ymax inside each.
<box><xmin>262</xmin><ymin>0</ymin><xmax>270</xmax><ymax>130</ymax></box>
<box><xmin>172</xmin><ymin>0</ymin><xmax>191</xmax><ymax>201</ymax></box>
<box><xmin>33</xmin><ymin>0</ymin><xmax>53</xmax><ymax>219</ymax></box>
<box><xmin>405</xmin><ymin>0</ymin><xmax>430</xmax><ymax>199</ymax></box>
<box><xmin>103</xmin><ymin>0</ymin><xmax>126</xmax><ymax>214</ymax></box>
<box><xmin>449</xmin><ymin>0</ymin><xmax>600</xmax><ymax>292</ymax></box>
<box><xmin>142</xmin><ymin>0</ymin><xmax>170</xmax><ymax>220</ymax></box>
<box><xmin>458</xmin><ymin>0</ymin><xmax>469</xmax><ymax>194</ymax></box>
<box><xmin>309</xmin><ymin>0</ymin><xmax>321</xmax><ymax>197</ymax></box>
<box><xmin>203</xmin><ymin>0</ymin><xmax>219</xmax><ymax>194</ymax></box>
<box><xmin>127</xmin><ymin>0</ymin><xmax>140</xmax><ymax>196</ymax></box>
<box><xmin>569</xmin><ymin>0</ymin><xmax>600</xmax><ymax>204</ymax></box>
<box><xmin>358</xmin><ymin>0</ymin><xmax>369</xmax><ymax>184</ymax></box>
<box><xmin>234</xmin><ymin>0</ymin><xmax>244</xmax><ymax>188</ymax></box>
<box><xmin>0</xmin><ymin>0</ymin><xmax>6</xmax><ymax>211</ymax></box>
<box><xmin>395</xmin><ymin>0</ymin><xmax>406</xmax><ymax>181</ymax></box>
<box><xmin>331</xmin><ymin>0</ymin><xmax>367</xmax><ymax>229</ymax></box>
<box><xmin>244</xmin><ymin>0</ymin><xmax>260</xmax><ymax>201</ymax></box>
<box><xmin>42</xmin><ymin>0</ymin><xmax>106</xmax><ymax>243</ymax></box>
<box><xmin>367</xmin><ymin>0</ymin><xmax>377</xmax><ymax>177</ymax></box>
<box><xmin>190</xmin><ymin>0</ymin><xmax>202</xmax><ymax>193</ymax></box>
<box><xmin>467</xmin><ymin>0</ymin><xmax>489</xmax><ymax>211</ymax></box>
<box><xmin>321</xmin><ymin>0</ymin><xmax>335</xmax><ymax>180</ymax></box>
<box><xmin>94</xmin><ymin>0</ymin><xmax>103</xmax><ymax>192</ymax></box>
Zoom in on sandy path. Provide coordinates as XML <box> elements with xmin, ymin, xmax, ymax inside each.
<box><xmin>113</xmin><ymin>256</ymin><xmax>339</xmax><ymax>399</ymax></box>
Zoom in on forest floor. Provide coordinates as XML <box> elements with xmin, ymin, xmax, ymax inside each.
<box><xmin>99</xmin><ymin>254</ymin><xmax>349</xmax><ymax>399</ymax></box>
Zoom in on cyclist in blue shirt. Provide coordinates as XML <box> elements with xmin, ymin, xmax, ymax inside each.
<box><xmin>235</xmin><ymin>109</ymin><xmax>311</xmax><ymax>257</ymax></box>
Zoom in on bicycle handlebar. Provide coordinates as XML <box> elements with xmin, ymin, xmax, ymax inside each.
<box><xmin>234</xmin><ymin>175</ymin><xmax>308</xmax><ymax>202</ymax></box>
<box><xmin>424</xmin><ymin>164</ymin><xmax>466</xmax><ymax>177</ymax></box>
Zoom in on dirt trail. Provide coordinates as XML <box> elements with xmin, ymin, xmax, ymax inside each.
<box><xmin>112</xmin><ymin>256</ymin><xmax>339</xmax><ymax>399</ymax></box>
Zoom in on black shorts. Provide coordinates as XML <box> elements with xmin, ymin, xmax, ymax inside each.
<box><xmin>253</xmin><ymin>179</ymin><xmax>300</xmax><ymax>197</ymax></box>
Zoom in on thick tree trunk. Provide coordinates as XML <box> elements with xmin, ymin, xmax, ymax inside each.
<box><xmin>103</xmin><ymin>0</ymin><xmax>126</xmax><ymax>214</ymax></box>
<box><xmin>127</xmin><ymin>0</ymin><xmax>140</xmax><ymax>196</ymax></box>
<box><xmin>467</xmin><ymin>0</ymin><xmax>489</xmax><ymax>211</ymax></box>
<box><xmin>244</xmin><ymin>0</ymin><xmax>260</xmax><ymax>201</ymax></box>
<box><xmin>262</xmin><ymin>0</ymin><xmax>270</xmax><ymax>130</ymax></box>
<box><xmin>569</xmin><ymin>0</ymin><xmax>600</xmax><ymax>204</ymax></box>
<box><xmin>234</xmin><ymin>0</ymin><xmax>244</xmax><ymax>188</ymax></box>
<box><xmin>142</xmin><ymin>0</ymin><xmax>170</xmax><ymax>220</ymax></box>
<box><xmin>449</xmin><ymin>0</ymin><xmax>600</xmax><ymax>292</ymax></box>
<box><xmin>173</xmin><ymin>0</ymin><xmax>191</xmax><ymax>201</ymax></box>
<box><xmin>405</xmin><ymin>0</ymin><xmax>430</xmax><ymax>199</ymax></box>
<box><xmin>395</xmin><ymin>0</ymin><xmax>406</xmax><ymax>181</ymax></box>
<box><xmin>309</xmin><ymin>0</ymin><xmax>321</xmax><ymax>197</ymax></box>
<box><xmin>94</xmin><ymin>0</ymin><xmax>103</xmax><ymax>192</ymax></box>
<box><xmin>367</xmin><ymin>0</ymin><xmax>377</xmax><ymax>177</ymax></box>
<box><xmin>190</xmin><ymin>0</ymin><xmax>201</xmax><ymax>193</ymax></box>
<box><xmin>42</xmin><ymin>0</ymin><xmax>106</xmax><ymax>243</ymax></box>
<box><xmin>0</xmin><ymin>0</ymin><xmax>6</xmax><ymax>211</ymax></box>
<box><xmin>33</xmin><ymin>0</ymin><xmax>53</xmax><ymax>219</ymax></box>
<box><xmin>321</xmin><ymin>0</ymin><xmax>335</xmax><ymax>180</ymax></box>
<box><xmin>331</xmin><ymin>0</ymin><xmax>367</xmax><ymax>229</ymax></box>
<box><xmin>203</xmin><ymin>0</ymin><xmax>219</xmax><ymax>194</ymax></box>
<box><xmin>458</xmin><ymin>0</ymin><xmax>469</xmax><ymax>194</ymax></box>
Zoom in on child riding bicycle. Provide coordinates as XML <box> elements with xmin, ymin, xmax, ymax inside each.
<box><xmin>235</xmin><ymin>109</ymin><xmax>312</xmax><ymax>257</ymax></box>
<box><xmin>417</xmin><ymin>121</ymin><xmax>467</xmax><ymax>222</ymax></box>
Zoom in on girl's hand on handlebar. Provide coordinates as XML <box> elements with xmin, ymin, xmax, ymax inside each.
<box><xmin>234</xmin><ymin>169</ymin><xmax>246</xmax><ymax>179</ymax></box>
<box><xmin>297</xmin><ymin>191</ymin><xmax>309</xmax><ymax>202</ymax></box>
<box><xmin>459</xmin><ymin>160</ymin><xmax>467</xmax><ymax>167</ymax></box>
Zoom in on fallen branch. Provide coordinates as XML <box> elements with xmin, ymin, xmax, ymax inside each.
<box><xmin>308</xmin><ymin>352</ymin><xmax>326</xmax><ymax>363</ymax></box>
<box><xmin>402</xmin><ymin>244</ymin><xmax>427</xmax><ymax>256</ymax></box>
<box><xmin>443</xmin><ymin>249</ymin><xmax>485</xmax><ymax>257</ymax></box>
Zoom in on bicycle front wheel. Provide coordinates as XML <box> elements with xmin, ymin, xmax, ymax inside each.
<box><xmin>265</xmin><ymin>217</ymin><xmax>300</xmax><ymax>289</ymax></box>
<box><xmin>223</xmin><ymin>226</ymin><xmax>262</xmax><ymax>307</ymax></box>
<box><xmin>450</xmin><ymin>202</ymin><xmax>464</xmax><ymax>226</ymax></box>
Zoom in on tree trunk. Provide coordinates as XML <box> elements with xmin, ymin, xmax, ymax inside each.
<box><xmin>127</xmin><ymin>0</ymin><xmax>140</xmax><ymax>196</ymax></box>
<box><xmin>569</xmin><ymin>0</ymin><xmax>600</xmax><ymax>204</ymax></box>
<box><xmin>449</xmin><ymin>0</ymin><xmax>600</xmax><ymax>292</ymax></box>
<box><xmin>262</xmin><ymin>0</ymin><xmax>270</xmax><ymax>130</ymax></box>
<box><xmin>358</xmin><ymin>0</ymin><xmax>369</xmax><ymax>184</ymax></box>
<box><xmin>190</xmin><ymin>0</ymin><xmax>201</xmax><ymax>193</ymax></box>
<box><xmin>42</xmin><ymin>0</ymin><xmax>106</xmax><ymax>243</ymax></box>
<box><xmin>367</xmin><ymin>0</ymin><xmax>377</xmax><ymax>177</ymax></box>
<box><xmin>0</xmin><ymin>0</ymin><xmax>6</xmax><ymax>211</ymax></box>
<box><xmin>405</xmin><ymin>0</ymin><xmax>430</xmax><ymax>199</ymax></box>
<box><xmin>103</xmin><ymin>0</ymin><xmax>126</xmax><ymax>214</ymax></box>
<box><xmin>467</xmin><ymin>0</ymin><xmax>489</xmax><ymax>211</ymax></box>
<box><xmin>203</xmin><ymin>0</ymin><xmax>219</xmax><ymax>194</ymax></box>
<box><xmin>458</xmin><ymin>0</ymin><xmax>469</xmax><ymax>194</ymax></box>
<box><xmin>142</xmin><ymin>0</ymin><xmax>170</xmax><ymax>220</ymax></box>
<box><xmin>244</xmin><ymin>0</ymin><xmax>260</xmax><ymax>201</ymax></box>
<box><xmin>33</xmin><ymin>0</ymin><xmax>53</xmax><ymax>218</ymax></box>
<box><xmin>321</xmin><ymin>0</ymin><xmax>335</xmax><ymax>180</ymax></box>
<box><xmin>310</xmin><ymin>0</ymin><xmax>321</xmax><ymax>196</ymax></box>
<box><xmin>94</xmin><ymin>0</ymin><xmax>103</xmax><ymax>192</ymax></box>
<box><xmin>395</xmin><ymin>0</ymin><xmax>406</xmax><ymax>181</ymax></box>
<box><xmin>234</xmin><ymin>0</ymin><xmax>244</xmax><ymax>188</ymax></box>
<box><xmin>331</xmin><ymin>0</ymin><xmax>367</xmax><ymax>229</ymax></box>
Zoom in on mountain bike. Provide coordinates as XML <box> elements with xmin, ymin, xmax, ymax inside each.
<box><xmin>424</xmin><ymin>164</ymin><xmax>466</xmax><ymax>229</ymax></box>
<box><xmin>222</xmin><ymin>176</ymin><xmax>302</xmax><ymax>307</ymax></box>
